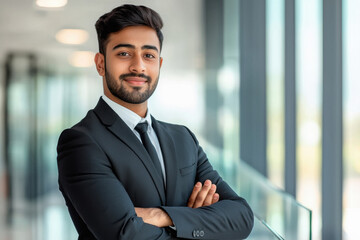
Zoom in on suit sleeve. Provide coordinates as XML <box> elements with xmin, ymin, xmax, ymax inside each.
<box><xmin>57</xmin><ymin>128</ymin><xmax>176</xmax><ymax>240</ymax></box>
<box><xmin>161</xmin><ymin>129</ymin><xmax>254</xmax><ymax>240</ymax></box>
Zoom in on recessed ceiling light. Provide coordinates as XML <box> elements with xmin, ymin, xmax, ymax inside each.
<box><xmin>56</xmin><ymin>29</ymin><xmax>89</xmax><ymax>45</ymax></box>
<box><xmin>36</xmin><ymin>0</ymin><xmax>68</xmax><ymax>8</ymax></box>
<box><xmin>69</xmin><ymin>51</ymin><xmax>95</xmax><ymax>68</ymax></box>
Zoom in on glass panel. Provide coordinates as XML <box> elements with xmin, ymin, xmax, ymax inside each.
<box><xmin>220</xmin><ymin>0</ymin><xmax>240</xmax><ymax>166</ymax></box>
<box><xmin>266</xmin><ymin>0</ymin><xmax>285</xmax><ymax>189</ymax></box>
<box><xmin>4</xmin><ymin>54</ymin><xmax>100</xmax><ymax>240</ymax></box>
<box><xmin>295</xmin><ymin>0</ymin><xmax>322</xmax><ymax>239</ymax></box>
<box><xmin>343</xmin><ymin>0</ymin><xmax>360</xmax><ymax>239</ymax></box>
<box><xmin>248</xmin><ymin>217</ymin><xmax>283</xmax><ymax>239</ymax></box>
<box><xmin>206</xmin><ymin>146</ymin><xmax>312</xmax><ymax>240</ymax></box>
<box><xmin>7</xmin><ymin>55</ymin><xmax>37</xmax><ymax>219</ymax></box>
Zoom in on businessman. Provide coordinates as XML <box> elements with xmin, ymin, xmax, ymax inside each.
<box><xmin>57</xmin><ymin>4</ymin><xmax>254</xmax><ymax>240</ymax></box>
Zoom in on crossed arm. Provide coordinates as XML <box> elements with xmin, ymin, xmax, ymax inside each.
<box><xmin>135</xmin><ymin>179</ymin><xmax>219</xmax><ymax>227</ymax></box>
<box><xmin>58</xmin><ymin>127</ymin><xmax>254</xmax><ymax>239</ymax></box>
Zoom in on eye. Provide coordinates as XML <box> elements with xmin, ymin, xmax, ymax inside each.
<box><xmin>117</xmin><ymin>52</ymin><xmax>129</xmax><ymax>57</ymax></box>
<box><xmin>145</xmin><ymin>53</ymin><xmax>155</xmax><ymax>59</ymax></box>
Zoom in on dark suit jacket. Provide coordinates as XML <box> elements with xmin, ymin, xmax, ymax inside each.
<box><xmin>57</xmin><ymin>98</ymin><xmax>254</xmax><ymax>240</ymax></box>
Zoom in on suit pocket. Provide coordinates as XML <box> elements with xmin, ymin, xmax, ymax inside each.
<box><xmin>179</xmin><ymin>162</ymin><xmax>196</xmax><ymax>176</ymax></box>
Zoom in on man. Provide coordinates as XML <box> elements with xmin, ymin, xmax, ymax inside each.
<box><xmin>57</xmin><ymin>4</ymin><xmax>253</xmax><ymax>240</ymax></box>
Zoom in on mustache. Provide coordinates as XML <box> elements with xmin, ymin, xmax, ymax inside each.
<box><xmin>119</xmin><ymin>73</ymin><xmax>151</xmax><ymax>82</ymax></box>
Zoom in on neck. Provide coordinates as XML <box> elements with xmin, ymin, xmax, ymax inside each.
<box><xmin>105</xmin><ymin>92</ymin><xmax>148</xmax><ymax>118</ymax></box>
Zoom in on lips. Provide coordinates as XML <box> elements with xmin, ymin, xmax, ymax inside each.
<box><xmin>124</xmin><ymin>77</ymin><xmax>147</xmax><ymax>86</ymax></box>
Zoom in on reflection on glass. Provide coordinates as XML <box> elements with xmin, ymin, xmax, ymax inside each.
<box><xmin>206</xmin><ymin>147</ymin><xmax>312</xmax><ymax>240</ymax></box>
<box><xmin>295</xmin><ymin>0</ymin><xmax>322</xmax><ymax>239</ymax></box>
<box><xmin>219</xmin><ymin>0</ymin><xmax>240</xmax><ymax>171</ymax></box>
<box><xmin>5</xmin><ymin>54</ymin><xmax>100</xmax><ymax>240</ymax></box>
<box><xmin>266</xmin><ymin>0</ymin><xmax>285</xmax><ymax>189</ymax></box>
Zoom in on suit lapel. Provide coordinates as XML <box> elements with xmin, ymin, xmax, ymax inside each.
<box><xmin>93</xmin><ymin>98</ymin><xmax>166</xmax><ymax>204</ymax></box>
<box><xmin>151</xmin><ymin>117</ymin><xmax>178</xmax><ymax>205</ymax></box>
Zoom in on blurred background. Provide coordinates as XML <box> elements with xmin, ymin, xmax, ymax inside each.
<box><xmin>0</xmin><ymin>0</ymin><xmax>358</xmax><ymax>239</ymax></box>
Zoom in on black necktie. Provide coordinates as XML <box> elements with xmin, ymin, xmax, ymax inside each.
<box><xmin>135</xmin><ymin>121</ymin><xmax>164</xmax><ymax>181</ymax></box>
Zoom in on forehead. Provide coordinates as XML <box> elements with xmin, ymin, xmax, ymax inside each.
<box><xmin>106</xmin><ymin>25</ymin><xmax>160</xmax><ymax>51</ymax></box>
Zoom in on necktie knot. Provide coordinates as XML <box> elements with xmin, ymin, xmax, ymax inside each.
<box><xmin>135</xmin><ymin>121</ymin><xmax>148</xmax><ymax>135</ymax></box>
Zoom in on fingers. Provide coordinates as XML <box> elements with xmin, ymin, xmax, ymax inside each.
<box><xmin>212</xmin><ymin>193</ymin><xmax>219</xmax><ymax>204</ymax></box>
<box><xmin>187</xmin><ymin>182</ymin><xmax>202</xmax><ymax>207</ymax></box>
<box><xmin>134</xmin><ymin>207</ymin><xmax>173</xmax><ymax>227</ymax></box>
<box><xmin>192</xmin><ymin>180</ymin><xmax>215</xmax><ymax>208</ymax></box>
<box><xmin>202</xmin><ymin>183</ymin><xmax>217</xmax><ymax>207</ymax></box>
<box><xmin>187</xmin><ymin>180</ymin><xmax>221</xmax><ymax>208</ymax></box>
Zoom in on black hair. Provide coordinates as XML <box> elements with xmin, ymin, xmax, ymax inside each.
<box><xmin>95</xmin><ymin>4</ymin><xmax>164</xmax><ymax>55</ymax></box>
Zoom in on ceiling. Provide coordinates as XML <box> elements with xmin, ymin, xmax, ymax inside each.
<box><xmin>0</xmin><ymin>0</ymin><xmax>204</xmax><ymax>72</ymax></box>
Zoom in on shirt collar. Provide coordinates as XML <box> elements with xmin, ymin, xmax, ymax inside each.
<box><xmin>102</xmin><ymin>95</ymin><xmax>152</xmax><ymax>131</ymax></box>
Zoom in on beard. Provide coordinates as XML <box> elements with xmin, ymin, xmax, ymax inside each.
<box><xmin>105</xmin><ymin>69</ymin><xmax>159</xmax><ymax>104</ymax></box>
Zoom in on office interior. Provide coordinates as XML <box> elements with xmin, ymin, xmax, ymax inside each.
<box><xmin>0</xmin><ymin>0</ymin><xmax>358</xmax><ymax>239</ymax></box>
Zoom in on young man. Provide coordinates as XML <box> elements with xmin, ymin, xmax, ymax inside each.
<box><xmin>57</xmin><ymin>4</ymin><xmax>253</xmax><ymax>240</ymax></box>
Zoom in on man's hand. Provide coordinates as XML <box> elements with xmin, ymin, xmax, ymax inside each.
<box><xmin>135</xmin><ymin>207</ymin><xmax>173</xmax><ymax>228</ymax></box>
<box><xmin>187</xmin><ymin>179</ymin><xmax>219</xmax><ymax>208</ymax></box>
<box><xmin>135</xmin><ymin>180</ymin><xmax>219</xmax><ymax>228</ymax></box>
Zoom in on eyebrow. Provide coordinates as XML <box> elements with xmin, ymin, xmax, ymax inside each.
<box><xmin>112</xmin><ymin>44</ymin><xmax>159</xmax><ymax>52</ymax></box>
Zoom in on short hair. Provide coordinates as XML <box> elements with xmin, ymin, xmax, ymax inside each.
<box><xmin>95</xmin><ymin>4</ymin><xmax>164</xmax><ymax>55</ymax></box>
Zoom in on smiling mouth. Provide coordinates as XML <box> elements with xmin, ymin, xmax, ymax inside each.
<box><xmin>124</xmin><ymin>77</ymin><xmax>148</xmax><ymax>86</ymax></box>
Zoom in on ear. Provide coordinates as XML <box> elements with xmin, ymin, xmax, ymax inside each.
<box><xmin>160</xmin><ymin>57</ymin><xmax>163</xmax><ymax>68</ymax></box>
<box><xmin>95</xmin><ymin>53</ymin><xmax>105</xmax><ymax>76</ymax></box>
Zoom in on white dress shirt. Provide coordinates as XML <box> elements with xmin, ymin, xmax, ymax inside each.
<box><xmin>102</xmin><ymin>95</ymin><xmax>166</xmax><ymax>185</ymax></box>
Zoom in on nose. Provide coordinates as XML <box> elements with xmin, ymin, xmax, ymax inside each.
<box><xmin>129</xmin><ymin>55</ymin><xmax>145</xmax><ymax>73</ymax></box>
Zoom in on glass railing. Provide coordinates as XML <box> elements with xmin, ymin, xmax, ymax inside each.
<box><xmin>206</xmin><ymin>146</ymin><xmax>312</xmax><ymax>240</ymax></box>
<box><xmin>248</xmin><ymin>216</ymin><xmax>284</xmax><ymax>239</ymax></box>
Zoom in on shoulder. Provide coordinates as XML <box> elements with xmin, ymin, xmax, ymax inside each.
<box><xmin>154</xmin><ymin>119</ymin><xmax>199</xmax><ymax>144</ymax></box>
<box><xmin>57</xmin><ymin>110</ymin><xmax>101</xmax><ymax>146</ymax></box>
<box><xmin>155</xmin><ymin>119</ymin><xmax>188</xmax><ymax>133</ymax></box>
<box><xmin>156</xmin><ymin>119</ymin><xmax>185</xmax><ymax>131</ymax></box>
